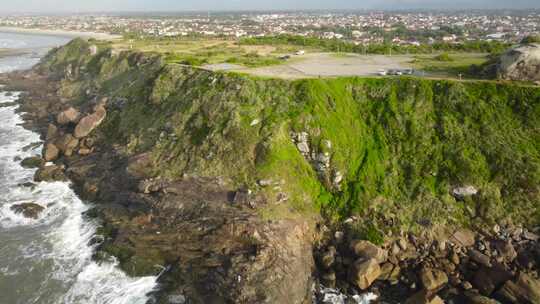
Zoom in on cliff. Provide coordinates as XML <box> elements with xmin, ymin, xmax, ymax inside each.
<box><xmin>11</xmin><ymin>38</ymin><xmax>540</xmax><ymax>303</ymax></box>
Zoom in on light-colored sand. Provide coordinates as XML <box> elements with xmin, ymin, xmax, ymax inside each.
<box><xmin>0</xmin><ymin>27</ymin><xmax>121</xmax><ymax>40</ymax></box>
<box><xmin>234</xmin><ymin>53</ymin><xmax>414</xmax><ymax>79</ymax></box>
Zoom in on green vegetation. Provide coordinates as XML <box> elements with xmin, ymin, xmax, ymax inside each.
<box><xmin>412</xmin><ymin>53</ymin><xmax>489</xmax><ymax>78</ymax></box>
<box><xmin>434</xmin><ymin>53</ymin><xmax>454</xmax><ymax>62</ymax></box>
<box><xmin>41</xmin><ymin>39</ymin><xmax>540</xmax><ymax>236</ymax></box>
<box><xmin>239</xmin><ymin>34</ymin><xmax>511</xmax><ymax>55</ymax></box>
<box><xmin>110</xmin><ymin>37</ymin><xmax>284</xmax><ymax>68</ymax></box>
<box><xmin>521</xmin><ymin>35</ymin><xmax>540</xmax><ymax>44</ymax></box>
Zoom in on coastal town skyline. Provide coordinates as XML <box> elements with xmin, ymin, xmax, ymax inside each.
<box><xmin>1</xmin><ymin>0</ymin><xmax>540</xmax><ymax>13</ymax></box>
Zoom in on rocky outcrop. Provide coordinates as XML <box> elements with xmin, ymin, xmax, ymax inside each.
<box><xmin>497</xmin><ymin>43</ymin><xmax>540</xmax><ymax>82</ymax></box>
<box><xmin>74</xmin><ymin>106</ymin><xmax>106</xmax><ymax>138</ymax></box>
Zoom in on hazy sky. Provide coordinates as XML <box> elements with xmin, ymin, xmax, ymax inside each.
<box><xmin>2</xmin><ymin>0</ymin><xmax>540</xmax><ymax>13</ymax></box>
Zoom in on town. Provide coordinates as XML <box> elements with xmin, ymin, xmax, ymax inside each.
<box><xmin>1</xmin><ymin>10</ymin><xmax>539</xmax><ymax>45</ymax></box>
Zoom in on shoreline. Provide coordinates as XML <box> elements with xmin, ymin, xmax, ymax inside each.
<box><xmin>0</xmin><ymin>26</ymin><xmax>121</xmax><ymax>40</ymax></box>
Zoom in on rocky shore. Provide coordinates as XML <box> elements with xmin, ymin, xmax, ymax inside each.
<box><xmin>313</xmin><ymin>221</ymin><xmax>540</xmax><ymax>304</ymax></box>
<box><xmin>3</xmin><ymin>68</ymin><xmax>315</xmax><ymax>304</ymax></box>
<box><xmin>2</xmin><ymin>38</ymin><xmax>540</xmax><ymax>304</ymax></box>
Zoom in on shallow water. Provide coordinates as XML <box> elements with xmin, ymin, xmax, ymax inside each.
<box><xmin>0</xmin><ymin>32</ymin><xmax>158</xmax><ymax>304</ymax></box>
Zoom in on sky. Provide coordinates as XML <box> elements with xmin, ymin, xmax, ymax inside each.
<box><xmin>1</xmin><ymin>0</ymin><xmax>540</xmax><ymax>13</ymax></box>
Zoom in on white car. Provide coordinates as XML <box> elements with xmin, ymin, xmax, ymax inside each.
<box><xmin>377</xmin><ymin>70</ymin><xmax>387</xmax><ymax>76</ymax></box>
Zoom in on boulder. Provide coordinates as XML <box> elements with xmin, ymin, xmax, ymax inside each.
<box><xmin>46</xmin><ymin>123</ymin><xmax>58</xmax><ymax>141</ymax></box>
<box><xmin>497</xmin><ymin>43</ymin><xmax>540</xmax><ymax>82</ymax></box>
<box><xmin>44</xmin><ymin>143</ymin><xmax>60</xmax><ymax>161</ymax></box>
<box><xmin>452</xmin><ymin>185</ymin><xmax>478</xmax><ymax>199</ymax></box>
<box><xmin>89</xmin><ymin>45</ymin><xmax>98</xmax><ymax>56</ymax></box>
<box><xmin>496</xmin><ymin>273</ymin><xmax>540</xmax><ymax>304</ymax></box>
<box><xmin>20</xmin><ymin>156</ymin><xmax>43</xmax><ymax>168</ymax></box>
<box><xmin>419</xmin><ymin>267</ymin><xmax>448</xmax><ymax>291</ymax></box>
<box><xmin>494</xmin><ymin>241</ymin><xmax>517</xmax><ymax>262</ymax></box>
<box><xmin>34</xmin><ymin>165</ymin><xmax>66</xmax><ymax>182</ymax></box>
<box><xmin>405</xmin><ymin>290</ymin><xmax>445</xmax><ymax>304</ymax></box>
<box><xmin>472</xmin><ymin>265</ymin><xmax>512</xmax><ymax>296</ymax></box>
<box><xmin>350</xmin><ymin>240</ymin><xmax>388</xmax><ymax>263</ymax></box>
<box><xmin>74</xmin><ymin>106</ymin><xmax>106</xmax><ymax>138</ymax></box>
<box><xmin>54</xmin><ymin>133</ymin><xmax>79</xmax><ymax>156</ymax></box>
<box><xmin>450</xmin><ymin>229</ymin><xmax>476</xmax><ymax>247</ymax></box>
<box><xmin>56</xmin><ymin>107</ymin><xmax>80</xmax><ymax>125</ymax></box>
<box><xmin>10</xmin><ymin>203</ymin><xmax>44</xmax><ymax>219</ymax></box>
<box><xmin>464</xmin><ymin>291</ymin><xmax>499</xmax><ymax>304</ymax></box>
<box><xmin>319</xmin><ymin>246</ymin><xmax>336</xmax><ymax>269</ymax></box>
<box><xmin>348</xmin><ymin>258</ymin><xmax>381</xmax><ymax>290</ymax></box>
<box><xmin>469</xmin><ymin>250</ymin><xmax>492</xmax><ymax>267</ymax></box>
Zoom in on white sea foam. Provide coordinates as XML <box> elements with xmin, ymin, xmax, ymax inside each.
<box><xmin>0</xmin><ymin>88</ymin><xmax>158</xmax><ymax>303</ymax></box>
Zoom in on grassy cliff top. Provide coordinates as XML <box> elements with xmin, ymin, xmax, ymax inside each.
<box><xmin>39</xmin><ymin>38</ymin><xmax>540</xmax><ymax>242</ymax></box>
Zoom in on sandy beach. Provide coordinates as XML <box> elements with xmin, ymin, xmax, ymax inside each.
<box><xmin>0</xmin><ymin>27</ymin><xmax>121</xmax><ymax>40</ymax></box>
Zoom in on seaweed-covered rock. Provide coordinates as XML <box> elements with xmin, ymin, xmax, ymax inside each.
<box><xmin>10</xmin><ymin>203</ymin><xmax>45</xmax><ymax>219</ymax></box>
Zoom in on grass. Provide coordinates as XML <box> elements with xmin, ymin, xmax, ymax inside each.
<box><xmin>111</xmin><ymin>37</ymin><xmax>286</xmax><ymax>68</ymax></box>
<box><xmin>45</xmin><ymin>39</ymin><xmax>540</xmax><ymax>238</ymax></box>
<box><xmin>412</xmin><ymin>52</ymin><xmax>489</xmax><ymax>78</ymax></box>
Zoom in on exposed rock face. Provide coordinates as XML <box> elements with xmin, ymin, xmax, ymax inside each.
<box><xmin>10</xmin><ymin>203</ymin><xmax>44</xmax><ymax>219</ymax></box>
<box><xmin>497</xmin><ymin>43</ymin><xmax>540</xmax><ymax>82</ymax></box>
<box><xmin>74</xmin><ymin>106</ymin><xmax>106</xmax><ymax>138</ymax></box>
<box><xmin>56</xmin><ymin>107</ymin><xmax>80</xmax><ymax>125</ymax></box>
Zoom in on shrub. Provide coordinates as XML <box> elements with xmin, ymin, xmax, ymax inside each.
<box><xmin>521</xmin><ymin>35</ymin><xmax>540</xmax><ymax>45</ymax></box>
<box><xmin>434</xmin><ymin>53</ymin><xmax>454</xmax><ymax>62</ymax></box>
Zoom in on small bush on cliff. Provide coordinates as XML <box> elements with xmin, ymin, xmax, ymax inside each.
<box><xmin>521</xmin><ymin>35</ymin><xmax>540</xmax><ymax>44</ymax></box>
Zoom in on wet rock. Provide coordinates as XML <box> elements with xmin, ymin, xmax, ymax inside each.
<box><xmin>319</xmin><ymin>246</ymin><xmax>336</xmax><ymax>269</ymax></box>
<box><xmin>350</xmin><ymin>240</ymin><xmax>388</xmax><ymax>263</ymax></box>
<box><xmin>419</xmin><ymin>267</ymin><xmax>448</xmax><ymax>291</ymax></box>
<box><xmin>43</xmin><ymin>143</ymin><xmax>60</xmax><ymax>161</ymax></box>
<box><xmin>10</xmin><ymin>203</ymin><xmax>44</xmax><ymax>219</ymax></box>
<box><xmin>74</xmin><ymin>106</ymin><xmax>106</xmax><ymax>138</ymax></box>
<box><xmin>321</xmin><ymin>271</ymin><xmax>336</xmax><ymax>287</ymax></box>
<box><xmin>167</xmin><ymin>294</ymin><xmax>186</xmax><ymax>304</ymax></box>
<box><xmin>56</xmin><ymin>107</ymin><xmax>80</xmax><ymax>125</ymax></box>
<box><xmin>496</xmin><ymin>273</ymin><xmax>540</xmax><ymax>304</ymax></box>
<box><xmin>34</xmin><ymin>164</ymin><xmax>66</xmax><ymax>182</ymax></box>
<box><xmin>348</xmin><ymin>258</ymin><xmax>381</xmax><ymax>290</ymax></box>
<box><xmin>20</xmin><ymin>156</ymin><xmax>42</xmax><ymax>168</ymax></box>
